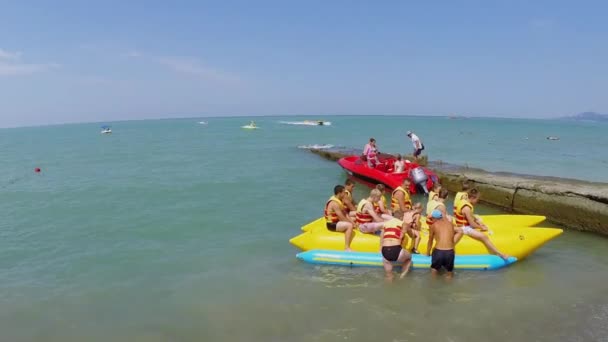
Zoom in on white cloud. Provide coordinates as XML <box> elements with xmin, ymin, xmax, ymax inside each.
<box><xmin>122</xmin><ymin>49</ymin><xmax>142</xmax><ymax>58</ymax></box>
<box><xmin>157</xmin><ymin>56</ymin><xmax>240</xmax><ymax>84</ymax></box>
<box><xmin>0</xmin><ymin>48</ymin><xmax>22</xmax><ymax>61</ymax></box>
<box><xmin>0</xmin><ymin>48</ymin><xmax>59</xmax><ymax>76</ymax></box>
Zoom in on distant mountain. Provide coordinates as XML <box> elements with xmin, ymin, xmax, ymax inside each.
<box><xmin>562</xmin><ymin>112</ymin><xmax>608</xmax><ymax>122</ymax></box>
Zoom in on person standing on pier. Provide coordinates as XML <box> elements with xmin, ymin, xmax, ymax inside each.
<box><xmin>406</xmin><ymin>131</ymin><xmax>425</xmax><ymax>161</ymax></box>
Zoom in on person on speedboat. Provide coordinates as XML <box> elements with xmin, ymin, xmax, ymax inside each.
<box><xmin>393</xmin><ymin>154</ymin><xmax>406</xmax><ymax>173</ymax></box>
<box><xmin>249</xmin><ymin>121</ymin><xmax>256</xmax><ymax>127</ymax></box>
<box><xmin>380</xmin><ymin>215</ymin><xmax>412</xmax><ymax>281</ymax></box>
<box><xmin>363</xmin><ymin>138</ymin><xmax>380</xmax><ymax>168</ymax></box>
<box><xmin>355</xmin><ymin>189</ymin><xmax>392</xmax><ymax>234</ymax></box>
<box><xmin>374</xmin><ymin>184</ymin><xmax>393</xmax><ymax>219</ymax></box>
<box><xmin>343</xmin><ymin>179</ymin><xmax>357</xmax><ymax>218</ymax></box>
<box><xmin>453</xmin><ymin>189</ymin><xmax>510</xmax><ymax>260</ymax></box>
<box><xmin>324</xmin><ymin>185</ymin><xmax>356</xmax><ymax>251</ymax></box>
<box><xmin>426</xmin><ymin>209</ymin><xmax>457</xmax><ymax>279</ymax></box>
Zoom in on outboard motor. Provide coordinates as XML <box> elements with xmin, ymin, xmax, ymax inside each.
<box><xmin>410</xmin><ymin>167</ymin><xmax>429</xmax><ymax>194</ymax></box>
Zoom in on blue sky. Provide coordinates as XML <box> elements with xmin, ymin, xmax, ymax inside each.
<box><xmin>1</xmin><ymin>1</ymin><xmax>607</xmax><ymax>127</ymax></box>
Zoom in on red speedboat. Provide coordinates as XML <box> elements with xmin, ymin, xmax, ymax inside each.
<box><xmin>337</xmin><ymin>155</ymin><xmax>438</xmax><ymax>194</ymax></box>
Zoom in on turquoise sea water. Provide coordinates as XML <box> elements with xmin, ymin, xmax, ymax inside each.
<box><xmin>1</xmin><ymin>116</ymin><xmax>607</xmax><ymax>341</ymax></box>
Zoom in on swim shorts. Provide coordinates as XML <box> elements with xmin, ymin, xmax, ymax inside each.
<box><xmin>381</xmin><ymin>245</ymin><xmax>402</xmax><ymax>262</ymax></box>
<box><xmin>461</xmin><ymin>226</ymin><xmax>475</xmax><ymax>235</ymax></box>
<box><xmin>326</xmin><ymin>222</ymin><xmax>337</xmax><ymax>231</ymax></box>
<box><xmin>358</xmin><ymin>222</ymin><xmax>383</xmax><ymax>233</ymax></box>
<box><xmin>431</xmin><ymin>249</ymin><xmax>455</xmax><ymax>272</ymax></box>
<box><xmin>414</xmin><ymin>144</ymin><xmax>425</xmax><ymax>157</ymax></box>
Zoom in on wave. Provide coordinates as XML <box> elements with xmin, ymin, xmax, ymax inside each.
<box><xmin>297</xmin><ymin>144</ymin><xmax>335</xmax><ymax>150</ymax></box>
<box><xmin>279</xmin><ymin>120</ymin><xmax>332</xmax><ymax>126</ymax></box>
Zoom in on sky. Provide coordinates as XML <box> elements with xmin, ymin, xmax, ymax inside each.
<box><xmin>1</xmin><ymin>0</ymin><xmax>607</xmax><ymax>127</ymax></box>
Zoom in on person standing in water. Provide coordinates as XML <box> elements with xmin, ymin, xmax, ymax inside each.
<box><xmin>426</xmin><ymin>209</ymin><xmax>456</xmax><ymax>279</ymax></box>
<box><xmin>324</xmin><ymin>185</ymin><xmax>355</xmax><ymax>251</ymax></box>
<box><xmin>406</xmin><ymin>131</ymin><xmax>425</xmax><ymax>161</ymax></box>
<box><xmin>380</xmin><ymin>215</ymin><xmax>412</xmax><ymax>280</ymax></box>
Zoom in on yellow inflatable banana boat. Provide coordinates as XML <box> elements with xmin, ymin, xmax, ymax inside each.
<box><xmin>290</xmin><ymin>218</ymin><xmax>562</xmax><ymax>260</ymax></box>
<box><xmin>300</xmin><ymin>215</ymin><xmax>547</xmax><ymax>233</ymax></box>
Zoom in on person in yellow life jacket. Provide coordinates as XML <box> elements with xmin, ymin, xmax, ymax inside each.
<box><xmin>324</xmin><ymin>185</ymin><xmax>356</xmax><ymax>251</ymax></box>
<box><xmin>403</xmin><ymin>203</ymin><xmax>423</xmax><ymax>254</ymax></box>
<box><xmin>391</xmin><ymin>178</ymin><xmax>412</xmax><ymax>217</ymax></box>
<box><xmin>452</xmin><ymin>180</ymin><xmax>472</xmax><ymax>217</ymax></box>
<box><xmin>428</xmin><ymin>183</ymin><xmax>442</xmax><ymax>203</ymax></box>
<box><xmin>454</xmin><ymin>189</ymin><xmax>510</xmax><ymax>260</ymax></box>
<box><xmin>356</xmin><ymin>189</ymin><xmax>392</xmax><ymax>234</ymax></box>
<box><xmin>380</xmin><ymin>216</ymin><xmax>412</xmax><ymax>280</ymax></box>
<box><xmin>425</xmin><ymin>188</ymin><xmax>450</xmax><ymax>227</ymax></box>
<box><xmin>342</xmin><ymin>179</ymin><xmax>357</xmax><ymax>218</ymax></box>
<box><xmin>374</xmin><ymin>184</ymin><xmax>393</xmax><ymax>219</ymax></box>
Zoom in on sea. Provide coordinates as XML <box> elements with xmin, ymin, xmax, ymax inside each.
<box><xmin>0</xmin><ymin>115</ymin><xmax>607</xmax><ymax>341</ymax></box>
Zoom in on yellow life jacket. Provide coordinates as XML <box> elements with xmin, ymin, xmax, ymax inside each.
<box><xmin>324</xmin><ymin>196</ymin><xmax>344</xmax><ymax>223</ymax></box>
<box><xmin>453</xmin><ymin>191</ymin><xmax>469</xmax><ymax>216</ymax></box>
<box><xmin>356</xmin><ymin>199</ymin><xmax>373</xmax><ymax>224</ymax></box>
<box><xmin>373</xmin><ymin>195</ymin><xmax>388</xmax><ymax>214</ymax></box>
<box><xmin>382</xmin><ymin>218</ymin><xmax>404</xmax><ymax>241</ymax></box>
<box><xmin>454</xmin><ymin>200</ymin><xmax>474</xmax><ymax>227</ymax></box>
<box><xmin>425</xmin><ymin>199</ymin><xmax>442</xmax><ymax>226</ymax></box>
<box><xmin>391</xmin><ymin>186</ymin><xmax>412</xmax><ymax>212</ymax></box>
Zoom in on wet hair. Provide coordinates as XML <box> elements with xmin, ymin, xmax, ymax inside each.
<box><xmin>370</xmin><ymin>138</ymin><xmax>376</xmax><ymax>143</ymax></box>
<box><xmin>403</xmin><ymin>178</ymin><xmax>411</xmax><ymax>184</ymax></box>
<box><xmin>468</xmin><ymin>188</ymin><xmax>480</xmax><ymax>199</ymax></box>
<box><xmin>334</xmin><ymin>185</ymin><xmax>345</xmax><ymax>195</ymax></box>
<box><xmin>396</xmin><ymin>154</ymin><xmax>402</xmax><ymax>160</ymax></box>
<box><xmin>345</xmin><ymin>179</ymin><xmax>355</xmax><ymax>186</ymax></box>
<box><xmin>412</xmin><ymin>202</ymin><xmax>423</xmax><ymax>211</ymax></box>
<box><xmin>370</xmin><ymin>189</ymin><xmax>382</xmax><ymax>198</ymax></box>
<box><xmin>433</xmin><ymin>183</ymin><xmax>442</xmax><ymax>191</ymax></box>
<box><xmin>375</xmin><ymin>184</ymin><xmax>385</xmax><ymax>192</ymax></box>
<box><xmin>439</xmin><ymin>188</ymin><xmax>449</xmax><ymax>199</ymax></box>
<box><xmin>462</xmin><ymin>180</ymin><xmax>472</xmax><ymax>191</ymax></box>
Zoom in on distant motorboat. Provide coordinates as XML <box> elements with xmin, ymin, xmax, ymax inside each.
<box><xmin>242</xmin><ymin>121</ymin><xmax>259</xmax><ymax>129</ymax></box>
<box><xmin>280</xmin><ymin>120</ymin><xmax>332</xmax><ymax>126</ymax></box>
<box><xmin>101</xmin><ymin>125</ymin><xmax>112</xmax><ymax>134</ymax></box>
<box><xmin>546</xmin><ymin>136</ymin><xmax>560</xmax><ymax>141</ymax></box>
<box><xmin>198</xmin><ymin>121</ymin><xmax>208</xmax><ymax>125</ymax></box>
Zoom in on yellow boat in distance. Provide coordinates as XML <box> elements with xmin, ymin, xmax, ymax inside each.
<box><xmin>300</xmin><ymin>214</ymin><xmax>547</xmax><ymax>233</ymax></box>
<box><xmin>290</xmin><ymin>217</ymin><xmax>562</xmax><ymax>260</ymax></box>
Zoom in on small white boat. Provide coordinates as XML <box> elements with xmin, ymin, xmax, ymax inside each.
<box><xmin>546</xmin><ymin>136</ymin><xmax>560</xmax><ymax>141</ymax></box>
<box><xmin>100</xmin><ymin>125</ymin><xmax>112</xmax><ymax>134</ymax></box>
<box><xmin>198</xmin><ymin>121</ymin><xmax>208</xmax><ymax>125</ymax></box>
<box><xmin>242</xmin><ymin>121</ymin><xmax>259</xmax><ymax>129</ymax></box>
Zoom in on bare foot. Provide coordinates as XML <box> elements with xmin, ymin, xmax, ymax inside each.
<box><xmin>345</xmin><ymin>248</ymin><xmax>353</xmax><ymax>252</ymax></box>
<box><xmin>500</xmin><ymin>253</ymin><xmax>510</xmax><ymax>261</ymax></box>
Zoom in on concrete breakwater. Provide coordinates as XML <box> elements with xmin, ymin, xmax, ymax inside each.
<box><xmin>308</xmin><ymin>147</ymin><xmax>608</xmax><ymax>235</ymax></box>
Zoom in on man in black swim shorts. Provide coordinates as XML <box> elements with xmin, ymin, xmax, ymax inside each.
<box><xmin>426</xmin><ymin>210</ymin><xmax>456</xmax><ymax>278</ymax></box>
